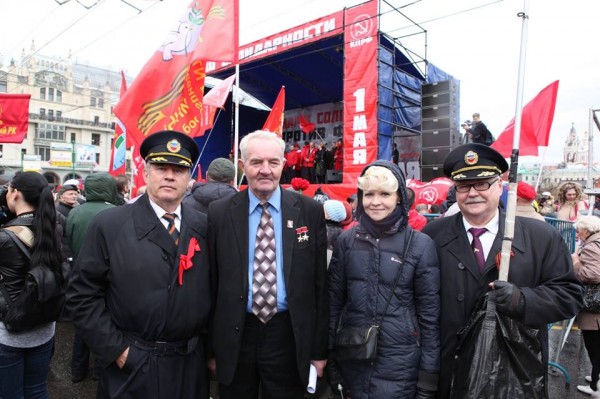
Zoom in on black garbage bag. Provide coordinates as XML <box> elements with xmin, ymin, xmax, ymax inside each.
<box><xmin>450</xmin><ymin>292</ymin><xmax>545</xmax><ymax>398</ymax></box>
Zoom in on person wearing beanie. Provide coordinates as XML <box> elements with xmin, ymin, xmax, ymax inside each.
<box><xmin>323</xmin><ymin>200</ymin><xmax>346</xmax><ymax>265</ymax></box>
<box><xmin>183</xmin><ymin>157</ymin><xmax>237</xmax><ymax>215</ymax></box>
<box><xmin>328</xmin><ymin>160</ymin><xmax>440</xmax><ymax>398</ymax></box>
<box><xmin>323</xmin><ymin>200</ymin><xmax>346</xmax><ymax>223</ymax></box>
<box><xmin>515</xmin><ymin>181</ymin><xmax>544</xmax><ymax>221</ymax></box>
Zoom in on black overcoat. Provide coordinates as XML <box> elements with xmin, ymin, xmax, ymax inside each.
<box><xmin>422</xmin><ymin>211</ymin><xmax>583</xmax><ymax>398</ymax></box>
<box><xmin>67</xmin><ymin>195</ymin><xmax>212</xmax><ymax>399</ymax></box>
<box><xmin>207</xmin><ymin>188</ymin><xmax>328</xmax><ymax>387</ymax></box>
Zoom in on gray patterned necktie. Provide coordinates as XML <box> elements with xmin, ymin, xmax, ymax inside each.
<box><xmin>252</xmin><ymin>203</ymin><xmax>277</xmax><ymax>323</ymax></box>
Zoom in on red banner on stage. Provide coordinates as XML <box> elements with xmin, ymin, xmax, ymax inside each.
<box><xmin>0</xmin><ymin>94</ymin><xmax>31</xmax><ymax>144</ymax></box>
<box><xmin>342</xmin><ymin>0</ymin><xmax>379</xmax><ymax>184</ymax></box>
<box><xmin>208</xmin><ymin>11</ymin><xmax>343</xmax><ymax>72</ymax></box>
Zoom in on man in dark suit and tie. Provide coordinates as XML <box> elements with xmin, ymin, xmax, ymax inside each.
<box><xmin>67</xmin><ymin>131</ymin><xmax>212</xmax><ymax>399</ymax></box>
<box><xmin>208</xmin><ymin>130</ymin><xmax>328</xmax><ymax>399</ymax></box>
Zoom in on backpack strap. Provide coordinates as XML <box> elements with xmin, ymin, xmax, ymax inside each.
<box><xmin>2</xmin><ymin>227</ymin><xmax>32</xmax><ymax>259</ymax></box>
<box><xmin>1</xmin><ymin>227</ymin><xmax>33</xmax><ymax>318</ymax></box>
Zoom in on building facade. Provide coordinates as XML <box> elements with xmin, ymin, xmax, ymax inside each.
<box><xmin>0</xmin><ymin>43</ymin><xmax>124</xmax><ymax>187</ymax></box>
<box><xmin>518</xmin><ymin>123</ymin><xmax>599</xmax><ymax>195</ymax></box>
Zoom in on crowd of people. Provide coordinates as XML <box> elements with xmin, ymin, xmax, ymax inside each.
<box><xmin>282</xmin><ymin>139</ymin><xmax>343</xmax><ymax>184</ymax></box>
<box><xmin>0</xmin><ymin>131</ymin><xmax>598</xmax><ymax>399</ymax></box>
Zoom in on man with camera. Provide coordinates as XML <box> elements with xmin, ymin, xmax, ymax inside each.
<box><xmin>462</xmin><ymin>113</ymin><xmax>494</xmax><ymax>146</ymax></box>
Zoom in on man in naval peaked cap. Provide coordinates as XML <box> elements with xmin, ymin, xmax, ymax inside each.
<box><xmin>423</xmin><ymin>143</ymin><xmax>582</xmax><ymax>397</ymax></box>
<box><xmin>67</xmin><ymin>130</ymin><xmax>213</xmax><ymax>399</ymax></box>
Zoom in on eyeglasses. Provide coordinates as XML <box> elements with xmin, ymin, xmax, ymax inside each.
<box><xmin>455</xmin><ymin>178</ymin><xmax>499</xmax><ymax>193</ymax></box>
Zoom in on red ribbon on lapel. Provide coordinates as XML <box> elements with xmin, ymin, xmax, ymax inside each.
<box><xmin>495</xmin><ymin>250</ymin><xmax>514</xmax><ymax>270</ymax></box>
<box><xmin>178</xmin><ymin>237</ymin><xmax>200</xmax><ymax>285</ymax></box>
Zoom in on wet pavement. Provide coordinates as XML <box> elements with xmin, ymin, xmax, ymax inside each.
<box><xmin>48</xmin><ymin>321</ymin><xmax>593</xmax><ymax>398</ymax></box>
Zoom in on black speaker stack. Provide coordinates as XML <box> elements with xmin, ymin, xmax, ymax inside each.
<box><xmin>420</xmin><ymin>80</ymin><xmax>461</xmax><ymax>181</ymax></box>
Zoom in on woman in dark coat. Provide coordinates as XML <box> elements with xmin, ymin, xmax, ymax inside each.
<box><xmin>328</xmin><ymin>160</ymin><xmax>440</xmax><ymax>399</ymax></box>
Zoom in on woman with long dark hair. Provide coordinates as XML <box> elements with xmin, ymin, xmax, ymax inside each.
<box><xmin>0</xmin><ymin>171</ymin><xmax>64</xmax><ymax>398</ymax></box>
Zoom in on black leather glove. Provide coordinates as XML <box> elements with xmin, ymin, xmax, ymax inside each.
<box><xmin>415</xmin><ymin>387</ymin><xmax>436</xmax><ymax>399</ymax></box>
<box><xmin>492</xmin><ymin>280</ymin><xmax>525</xmax><ymax>318</ymax></box>
<box><xmin>416</xmin><ymin>371</ymin><xmax>438</xmax><ymax>399</ymax></box>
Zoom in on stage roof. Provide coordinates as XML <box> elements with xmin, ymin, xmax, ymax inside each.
<box><xmin>208</xmin><ymin>33</ymin><xmax>432</xmax><ymax>111</ymax></box>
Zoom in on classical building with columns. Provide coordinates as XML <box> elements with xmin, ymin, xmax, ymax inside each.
<box><xmin>0</xmin><ymin>43</ymin><xmax>123</xmax><ymax>187</ymax></box>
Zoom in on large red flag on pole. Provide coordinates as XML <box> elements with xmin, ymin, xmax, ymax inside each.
<box><xmin>114</xmin><ymin>0</ymin><xmax>239</xmax><ymax>144</ymax></box>
<box><xmin>262</xmin><ymin>86</ymin><xmax>285</xmax><ymax>137</ymax></box>
<box><xmin>0</xmin><ymin>94</ymin><xmax>31</xmax><ymax>144</ymax></box>
<box><xmin>109</xmin><ymin>72</ymin><xmax>128</xmax><ymax>176</ymax></box>
<box><xmin>491</xmin><ymin>80</ymin><xmax>559</xmax><ymax>157</ymax></box>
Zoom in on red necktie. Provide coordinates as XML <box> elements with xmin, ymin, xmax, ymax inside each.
<box><xmin>469</xmin><ymin>227</ymin><xmax>487</xmax><ymax>273</ymax></box>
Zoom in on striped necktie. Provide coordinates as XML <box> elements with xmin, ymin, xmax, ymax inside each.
<box><xmin>163</xmin><ymin>213</ymin><xmax>180</xmax><ymax>245</ymax></box>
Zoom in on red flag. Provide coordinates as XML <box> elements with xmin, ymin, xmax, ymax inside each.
<box><xmin>0</xmin><ymin>94</ymin><xmax>31</xmax><ymax>144</ymax></box>
<box><xmin>262</xmin><ymin>86</ymin><xmax>285</xmax><ymax>137</ymax></box>
<box><xmin>299</xmin><ymin>114</ymin><xmax>315</xmax><ymax>134</ymax></box>
<box><xmin>491</xmin><ymin>80</ymin><xmax>559</xmax><ymax>157</ymax></box>
<box><xmin>114</xmin><ymin>0</ymin><xmax>239</xmax><ymax>143</ymax></box>
<box><xmin>109</xmin><ymin>72</ymin><xmax>128</xmax><ymax>176</ymax></box>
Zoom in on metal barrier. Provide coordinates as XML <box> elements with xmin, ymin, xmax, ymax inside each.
<box><xmin>544</xmin><ymin>217</ymin><xmax>577</xmax><ymax>253</ymax></box>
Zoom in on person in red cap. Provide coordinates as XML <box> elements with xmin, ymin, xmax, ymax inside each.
<box><xmin>516</xmin><ymin>181</ymin><xmax>545</xmax><ymax>221</ymax></box>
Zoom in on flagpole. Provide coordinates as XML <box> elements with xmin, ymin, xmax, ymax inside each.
<box><xmin>233</xmin><ymin>64</ymin><xmax>240</xmax><ymax>188</ymax></box>
<box><xmin>499</xmin><ymin>0</ymin><xmax>530</xmax><ymax>282</ymax></box>
<box><xmin>534</xmin><ymin>147</ymin><xmax>547</xmax><ymax>192</ymax></box>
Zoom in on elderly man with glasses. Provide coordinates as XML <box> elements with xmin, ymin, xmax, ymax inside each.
<box><xmin>422</xmin><ymin>143</ymin><xmax>583</xmax><ymax>398</ymax></box>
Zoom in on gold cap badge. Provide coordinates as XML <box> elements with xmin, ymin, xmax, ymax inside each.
<box><xmin>167</xmin><ymin>139</ymin><xmax>181</xmax><ymax>153</ymax></box>
<box><xmin>464</xmin><ymin>150</ymin><xmax>478</xmax><ymax>166</ymax></box>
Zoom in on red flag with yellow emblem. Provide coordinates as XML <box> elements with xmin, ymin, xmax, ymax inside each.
<box><xmin>115</xmin><ymin>0</ymin><xmax>239</xmax><ymax>145</ymax></box>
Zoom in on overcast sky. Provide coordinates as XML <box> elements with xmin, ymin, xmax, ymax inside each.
<box><xmin>1</xmin><ymin>0</ymin><xmax>598</xmax><ymax>164</ymax></box>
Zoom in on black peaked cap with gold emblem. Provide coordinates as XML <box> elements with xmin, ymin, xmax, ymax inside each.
<box><xmin>140</xmin><ymin>130</ymin><xmax>199</xmax><ymax>168</ymax></box>
<box><xmin>443</xmin><ymin>143</ymin><xmax>508</xmax><ymax>181</ymax></box>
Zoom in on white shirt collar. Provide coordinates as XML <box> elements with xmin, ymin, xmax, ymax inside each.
<box><xmin>148</xmin><ymin>197</ymin><xmax>182</xmax><ymax>220</ymax></box>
